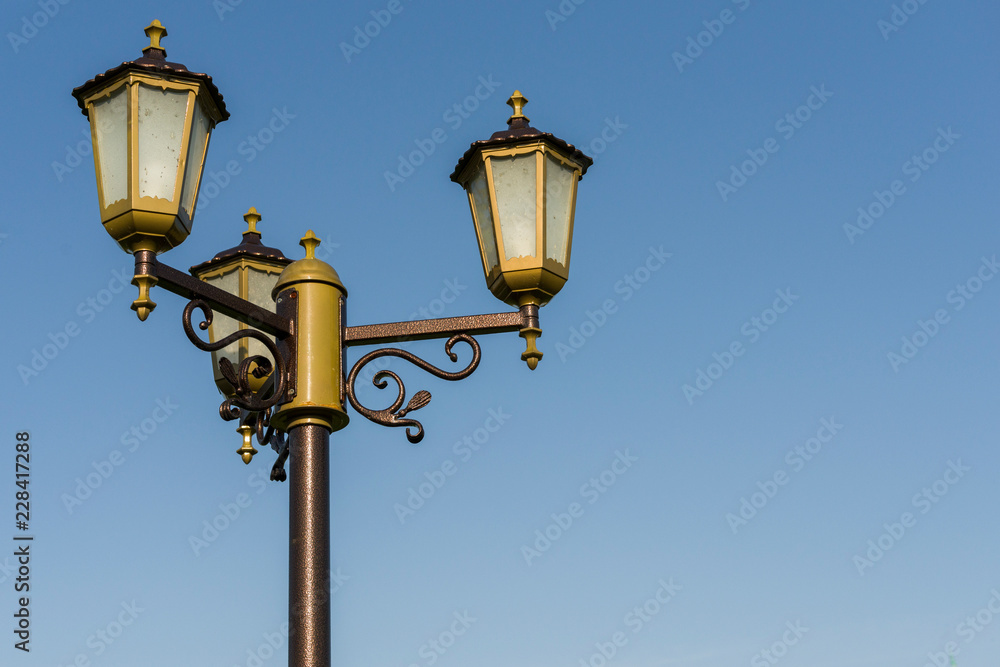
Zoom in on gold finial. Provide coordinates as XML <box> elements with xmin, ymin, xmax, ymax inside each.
<box><xmin>520</xmin><ymin>327</ymin><xmax>542</xmax><ymax>370</ymax></box>
<box><xmin>131</xmin><ymin>274</ymin><xmax>158</xmax><ymax>321</ymax></box>
<box><xmin>243</xmin><ymin>207</ymin><xmax>261</xmax><ymax>236</ymax></box>
<box><xmin>236</xmin><ymin>422</ymin><xmax>257</xmax><ymax>465</ymax></box>
<box><xmin>143</xmin><ymin>20</ymin><xmax>168</xmax><ymax>55</ymax></box>
<box><xmin>300</xmin><ymin>230</ymin><xmax>321</xmax><ymax>259</ymax></box>
<box><xmin>507</xmin><ymin>90</ymin><xmax>530</xmax><ymax>124</ymax></box>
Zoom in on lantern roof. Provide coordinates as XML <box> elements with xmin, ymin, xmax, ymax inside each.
<box><xmin>190</xmin><ymin>208</ymin><xmax>291</xmax><ymax>275</ymax></box>
<box><xmin>71</xmin><ymin>20</ymin><xmax>229</xmax><ymax>121</ymax></box>
<box><xmin>450</xmin><ymin>91</ymin><xmax>593</xmax><ymax>183</ymax></box>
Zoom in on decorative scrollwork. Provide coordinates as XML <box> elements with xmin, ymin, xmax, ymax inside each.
<box><xmin>182</xmin><ymin>299</ymin><xmax>288</xmax><ymax>413</ymax></box>
<box><xmin>346</xmin><ymin>334</ymin><xmax>481</xmax><ymax>443</ymax></box>
<box><xmin>183</xmin><ymin>299</ymin><xmax>291</xmax><ymax>479</ymax></box>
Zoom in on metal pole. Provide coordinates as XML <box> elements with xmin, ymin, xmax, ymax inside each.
<box><xmin>288</xmin><ymin>423</ymin><xmax>331</xmax><ymax>667</ymax></box>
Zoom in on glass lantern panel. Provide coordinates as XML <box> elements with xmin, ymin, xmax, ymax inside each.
<box><xmin>137</xmin><ymin>84</ymin><xmax>190</xmax><ymax>201</ymax></box>
<box><xmin>204</xmin><ymin>268</ymin><xmax>241</xmax><ymax>370</ymax></box>
<box><xmin>90</xmin><ymin>87</ymin><xmax>129</xmax><ymax>205</ymax></box>
<box><xmin>180</xmin><ymin>99</ymin><xmax>211</xmax><ymax>219</ymax></box>
<box><xmin>245</xmin><ymin>266</ymin><xmax>280</xmax><ymax>364</ymax></box>
<box><xmin>468</xmin><ymin>162</ymin><xmax>499</xmax><ymax>274</ymax></box>
<box><xmin>490</xmin><ymin>154</ymin><xmax>537</xmax><ymax>261</ymax></box>
<box><xmin>544</xmin><ymin>154</ymin><xmax>577</xmax><ymax>267</ymax></box>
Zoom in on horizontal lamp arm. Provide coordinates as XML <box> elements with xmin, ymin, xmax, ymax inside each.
<box><xmin>132</xmin><ymin>250</ymin><xmax>293</xmax><ymax>337</ymax></box>
<box><xmin>344</xmin><ymin>305</ymin><xmax>538</xmax><ymax>347</ymax></box>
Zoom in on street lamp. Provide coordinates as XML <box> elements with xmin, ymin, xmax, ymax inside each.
<box><xmin>72</xmin><ymin>21</ymin><xmax>592</xmax><ymax>667</ymax></box>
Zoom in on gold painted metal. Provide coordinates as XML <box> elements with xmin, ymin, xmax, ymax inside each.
<box><xmin>268</xmin><ymin>232</ymin><xmax>350</xmax><ymax>434</ymax></box>
<box><xmin>507</xmin><ymin>90</ymin><xmax>529</xmax><ymax>123</ymax></box>
<box><xmin>131</xmin><ymin>274</ymin><xmax>157</xmax><ymax>321</ymax></box>
<box><xmin>191</xmin><ymin>208</ymin><xmax>289</xmax><ymax>397</ymax></box>
<box><xmin>236</xmin><ymin>421</ymin><xmax>257</xmax><ymax>464</ymax></box>
<box><xmin>144</xmin><ymin>20</ymin><xmax>167</xmax><ymax>54</ymax></box>
<box><xmin>520</xmin><ymin>327</ymin><xmax>542</xmax><ymax>370</ymax></box>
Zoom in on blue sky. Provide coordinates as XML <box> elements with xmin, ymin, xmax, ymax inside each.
<box><xmin>1</xmin><ymin>1</ymin><xmax>999</xmax><ymax>666</ymax></box>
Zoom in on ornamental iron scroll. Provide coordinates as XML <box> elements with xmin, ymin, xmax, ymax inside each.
<box><xmin>345</xmin><ymin>334</ymin><xmax>482</xmax><ymax>443</ymax></box>
<box><xmin>183</xmin><ymin>299</ymin><xmax>291</xmax><ymax>478</ymax></box>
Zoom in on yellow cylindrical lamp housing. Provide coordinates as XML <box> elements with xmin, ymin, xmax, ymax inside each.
<box><xmin>190</xmin><ymin>209</ymin><xmax>291</xmax><ymax>397</ymax></box>
<box><xmin>452</xmin><ymin>91</ymin><xmax>592</xmax><ymax>309</ymax></box>
<box><xmin>268</xmin><ymin>232</ymin><xmax>350</xmax><ymax>434</ymax></box>
<box><xmin>72</xmin><ymin>21</ymin><xmax>229</xmax><ymax>255</ymax></box>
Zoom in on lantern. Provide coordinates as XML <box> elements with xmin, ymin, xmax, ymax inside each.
<box><xmin>451</xmin><ymin>91</ymin><xmax>592</xmax><ymax>310</ymax></box>
<box><xmin>72</xmin><ymin>20</ymin><xmax>228</xmax><ymax>256</ymax></box>
<box><xmin>190</xmin><ymin>208</ymin><xmax>291</xmax><ymax>398</ymax></box>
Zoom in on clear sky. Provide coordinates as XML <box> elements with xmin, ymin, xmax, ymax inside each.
<box><xmin>1</xmin><ymin>1</ymin><xmax>998</xmax><ymax>666</ymax></box>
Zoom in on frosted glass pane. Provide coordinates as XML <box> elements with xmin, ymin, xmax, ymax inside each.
<box><xmin>137</xmin><ymin>85</ymin><xmax>189</xmax><ymax>201</ymax></box>
<box><xmin>468</xmin><ymin>163</ymin><xmax>499</xmax><ymax>273</ymax></box>
<box><xmin>246</xmin><ymin>267</ymin><xmax>279</xmax><ymax>362</ymax></box>
<box><xmin>205</xmin><ymin>269</ymin><xmax>241</xmax><ymax>369</ymax></box>
<box><xmin>91</xmin><ymin>88</ymin><xmax>128</xmax><ymax>205</ymax></box>
<box><xmin>180</xmin><ymin>100</ymin><xmax>211</xmax><ymax>218</ymax></box>
<box><xmin>544</xmin><ymin>155</ymin><xmax>576</xmax><ymax>266</ymax></box>
<box><xmin>491</xmin><ymin>155</ymin><xmax>536</xmax><ymax>260</ymax></box>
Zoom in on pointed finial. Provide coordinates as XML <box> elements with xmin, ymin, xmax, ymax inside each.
<box><xmin>243</xmin><ymin>207</ymin><xmax>261</xmax><ymax>236</ymax></box>
<box><xmin>300</xmin><ymin>230</ymin><xmax>321</xmax><ymax>259</ymax></box>
<box><xmin>143</xmin><ymin>20</ymin><xmax>168</xmax><ymax>56</ymax></box>
<box><xmin>520</xmin><ymin>327</ymin><xmax>542</xmax><ymax>370</ymax></box>
<box><xmin>507</xmin><ymin>90</ymin><xmax>530</xmax><ymax>125</ymax></box>
<box><xmin>236</xmin><ymin>422</ymin><xmax>257</xmax><ymax>465</ymax></box>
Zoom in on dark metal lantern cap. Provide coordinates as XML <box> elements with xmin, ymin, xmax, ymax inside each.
<box><xmin>71</xmin><ymin>20</ymin><xmax>229</xmax><ymax>121</ymax></box>
<box><xmin>450</xmin><ymin>91</ymin><xmax>593</xmax><ymax>183</ymax></box>
<box><xmin>190</xmin><ymin>208</ymin><xmax>291</xmax><ymax>275</ymax></box>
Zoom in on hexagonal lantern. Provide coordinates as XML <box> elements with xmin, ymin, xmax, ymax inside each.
<box><xmin>451</xmin><ymin>91</ymin><xmax>592</xmax><ymax>310</ymax></box>
<box><xmin>190</xmin><ymin>208</ymin><xmax>291</xmax><ymax>398</ymax></box>
<box><xmin>71</xmin><ymin>20</ymin><xmax>228</xmax><ymax>256</ymax></box>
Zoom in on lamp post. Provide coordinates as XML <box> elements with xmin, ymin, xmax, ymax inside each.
<box><xmin>72</xmin><ymin>22</ymin><xmax>592</xmax><ymax>667</ymax></box>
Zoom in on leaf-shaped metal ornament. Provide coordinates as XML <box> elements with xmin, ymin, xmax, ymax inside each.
<box><xmin>219</xmin><ymin>356</ymin><xmax>239</xmax><ymax>389</ymax></box>
<box><xmin>399</xmin><ymin>390</ymin><xmax>432</xmax><ymax>418</ymax></box>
